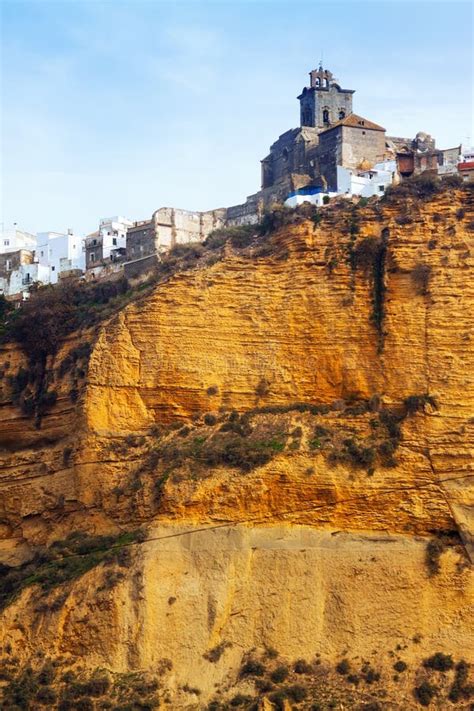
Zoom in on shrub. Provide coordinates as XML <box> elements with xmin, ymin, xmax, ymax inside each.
<box><xmin>36</xmin><ymin>686</ymin><xmax>57</xmax><ymax>704</ymax></box>
<box><xmin>414</xmin><ymin>681</ymin><xmax>436</xmax><ymax>706</ymax></box>
<box><xmin>270</xmin><ymin>665</ymin><xmax>289</xmax><ymax>683</ymax></box>
<box><xmin>204</xmin><ymin>225</ymin><xmax>255</xmax><ymax>250</ymax></box>
<box><xmin>393</xmin><ymin>660</ymin><xmax>407</xmax><ymax>673</ymax></box>
<box><xmin>404</xmin><ymin>393</ymin><xmax>437</xmax><ymax>414</ymax></box>
<box><xmin>285</xmin><ymin>685</ymin><xmax>307</xmax><ymax>702</ymax></box>
<box><xmin>240</xmin><ymin>660</ymin><xmax>265</xmax><ymax>678</ymax></box>
<box><xmin>336</xmin><ymin>659</ymin><xmax>350</xmax><ymax>675</ymax></box>
<box><xmin>207</xmin><ymin>385</ymin><xmax>218</xmax><ymax>395</ymax></box>
<box><xmin>204</xmin><ymin>413</ymin><xmax>217</xmax><ymax>426</ymax></box>
<box><xmin>423</xmin><ymin>652</ymin><xmax>454</xmax><ymax>672</ymax></box>
<box><xmin>449</xmin><ymin>660</ymin><xmax>471</xmax><ymax>702</ymax></box>
<box><xmin>230</xmin><ymin>694</ymin><xmax>253</xmax><ymax>707</ymax></box>
<box><xmin>294</xmin><ymin>659</ymin><xmax>312</xmax><ymax>674</ymax></box>
<box><xmin>456</xmin><ymin>207</ymin><xmax>465</xmax><ymax>220</ymax></box>
<box><xmin>425</xmin><ymin>538</ymin><xmax>445</xmax><ymax>576</ymax></box>
<box><xmin>442</xmin><ymin>174</ymin><xmax>463</xmax><ymax>188</ymax></box>
<box><xmin>363</xmin><ymin>668</ymin><xmax>380</xmax><ymax>684</ymax></box>
<box><xmin>352</xmin><ymin>237</ymin><xmax>381</xmax><ymax>271</ymax></box>
<box><xmin>203</xmin><ymin>642</ymin><xmax>231</xmax><ymax>663</ymax></box>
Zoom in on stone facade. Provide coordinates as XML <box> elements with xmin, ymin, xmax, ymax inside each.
<box><xmin>298</xmin><ymin>66</ymin><xmax>354</xmax><ymax>130</ymax></box>
<box><xmin>319</xmin><ymin>116</ymin><xmax>387</xmax><ymax>190</ymax></box>
<box><xmin>125</xmin><ymin>208</ymin><xmax>226</xmax><ymax>266</ymax></box>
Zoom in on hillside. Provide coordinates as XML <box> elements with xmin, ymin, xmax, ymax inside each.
<box><xmin>0</xmin><ymin>182</ymin><xmax>473</xmax><ymax>710</ymax></box>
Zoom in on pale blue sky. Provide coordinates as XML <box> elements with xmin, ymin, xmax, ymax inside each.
<box><xmin>1</xmin><ymin>0</ymin><xmax>473</xmax><ymax>235</ymax></box>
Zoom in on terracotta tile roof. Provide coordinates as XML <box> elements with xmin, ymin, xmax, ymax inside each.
<box><xmin>320</xmin><ymin>113</ymin><xmax>386</xmax><ymax>133</ymax></box>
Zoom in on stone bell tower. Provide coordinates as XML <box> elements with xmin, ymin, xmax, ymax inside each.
<box><xmin>298</xmin><ymin>64</ymin><xmax>355</xmax><ymax>131</ymax></box>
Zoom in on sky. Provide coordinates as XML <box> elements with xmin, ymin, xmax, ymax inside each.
<box><xmin>1</xmin><ymin>0</ymin><xmax>473</xmax><ymax>236</ymax></box>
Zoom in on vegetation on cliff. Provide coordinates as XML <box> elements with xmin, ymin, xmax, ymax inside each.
<box><xmin>0</xmin><ymin>530</ymin><xmax>144</xmax><ymax>612</ymax></box>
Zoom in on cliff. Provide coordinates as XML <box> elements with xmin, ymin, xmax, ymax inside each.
<box><xmin>0</xmin><ymin>184</ymin><xmax>473</xmax><ymax>710</ymax></box>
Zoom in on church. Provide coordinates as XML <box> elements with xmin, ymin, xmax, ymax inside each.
<box><xmin>225</xmin><ymin>64</ymin><xmax>460</xmax><ymax>224</ymax></box>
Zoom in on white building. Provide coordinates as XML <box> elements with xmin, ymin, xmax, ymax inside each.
<box><xmin>336</xmin><ymin>161</ymin><xmax>396</xmax><ymax>198</ymax></box>
<box><xmin>0</xmin><ymin>226</ymin><xmax>36</xmax><ymax>254</ymax></box>
<box><xmin>36</xmin><ymin>230</ymin><xmax>85</xmax><ymax>284</ymax></box>
<box><xmin>99</xmin><ymin>216</ymin><xmax>133</xmax><ymax>259</ymax></box>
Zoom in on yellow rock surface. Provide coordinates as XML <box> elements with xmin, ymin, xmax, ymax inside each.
<box><xmin>0</xmin><ymin>188</ymin><xmax>473</xmax><ymax>708</ymax></box>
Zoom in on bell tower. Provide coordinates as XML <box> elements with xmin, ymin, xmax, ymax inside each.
<box><xmin>298</xmin><ymin>64</ymin><xmax>355</xmax><ymax>131</ymax></box>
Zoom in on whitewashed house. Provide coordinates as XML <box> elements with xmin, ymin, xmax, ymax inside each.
<box><xmin>0</xmin><ymin>226</ymin><xmax>36</xmax><ymax>254</ymax></box>
<box><xmin>336</xmin><ymin>160</ymin><xmax>396</xmax><ymax>198</ymax></box>
<box><xmin>36</xmin><ymin>230</ymin><xmax>85</xmax><ymax>284</ymax></box>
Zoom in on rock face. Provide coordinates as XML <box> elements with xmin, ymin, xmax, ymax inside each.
<box><xmin>0</xmin><ymin>187</ymin><xmax>473</xmax><ymax>709</ymax></box>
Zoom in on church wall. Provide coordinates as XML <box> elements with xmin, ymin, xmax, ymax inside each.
<box><xmin>318</xmin><ymin>128</ymin><xmax>343</xmax><ymax>191</ymax></box>
<box><xmin>341</xmin><ymin>126</ymin><xmax>386</xmax><ymax>171</ymax></box>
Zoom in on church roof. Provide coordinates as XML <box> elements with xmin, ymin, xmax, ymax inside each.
<box><xmin>320</xmin><ymin>113</ymin><xmax>386</xmax><ymax>133</ymax></box>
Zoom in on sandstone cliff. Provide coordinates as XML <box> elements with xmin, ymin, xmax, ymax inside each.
<box><xmin>0</xmin><ymin>185</ymin><xmax>473</xmax><ymax>710</ymax></box>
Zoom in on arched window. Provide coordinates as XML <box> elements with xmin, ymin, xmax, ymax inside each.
<box><xmin>323</xmin><ymin>109</ymin><xmax>329</xmax><ymax>124</ymax></box>
<box><xmin>282</xmin><ymin>148</ymin><xmax>289</xmax><ymax>162</ymax></box>
<box><xmin>315</xmin><ymin>78</ymin><xmax>320</xmax><ymax>87</ymax></box>
<box><xmin>339</xmin><ymin>110</ymin><xmax>345</xmax><ymax>120</ymax></box>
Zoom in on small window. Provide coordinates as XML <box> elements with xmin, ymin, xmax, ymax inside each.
<box><xmin>362</xmin><ymin>131</ymin><xmax>366</xmax><ymax>135</ymax></box>
<box><xmin>51</xmin><ymin>265</ymin><xmax>55</xmax><ymax>271</ymax></box>
<box><xmin>6</xmin><ymin>260</ymin><xmax>11</xmax><ymax>271</ymax></box>
<box><xmin>112</xmin><ymin>237</ymin><xmax>117</xmax><ymax>246</ymax></box>
<box><xmin>93</xmin><ymin>239</ymin><xmax>97</xmax><ymax>246</ymax></box>
<box><xmin>40</xmin><ymin>251</ymin><xmax>44</xmax><ymax>257</ymax></box>
<box><xmin>323</xmin><ymin>109</ymin><xmax>329</xmax><ymax>124</ymax></box>
<box><xmin>339</xmin><ymin>110</ymin><xmax>345</xmax><ymax>120</ymax></box>
<box><xmin>379</xmin><ymin>185</ymin><xmax>385</xmax><ymax>192</ymax></box>
<box><xmin>4</xmin><ymin>240</ymin><xmax>9</xmax><ymax>246</ymax></box>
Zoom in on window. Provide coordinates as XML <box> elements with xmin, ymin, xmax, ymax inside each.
<box><xmin>40</xmin><ymin>251</ymin><xmax>44</xmax><ymax>257</ymax></box>
<box><xmin>379</xmin><ymin>185</ymin><xmax>385</xmax><ymax>192</ymax></box>
<box><xmin>90</xmin><ymin>253</ymin><xmax>95</xmax><ymax>263</ymax></box>
<box><xmin>339</xmin><ymin>110</ymin><xmax>345</xmax><ymax>120</ymax></box>
<box><xmin>362</xmin><ymin>131</ymin><xmax>366</xmax><ymax>135</ymax></box>
<box><xmin>323</xmin><ymin>109</ymin><xmax>329</xmax><ymax>124</ymax></box>
<box><xmin>51</xmin><ymin>265</ymin><xmax>55</xmax><ymax>271</ymax></box>
<box><xmin>282</xmin><ymin>148</ymin><xmax>289</xmax><ymax>161</ymax></box>
<box><xmin>6</xmin><ymin>260</ymin><xmax>11</xmax><ymax>271</ymax></box>
<box><xmin>3</xmin><ymin>240</ymin><xmax>9</xmax><ymax>246</ymax></box>
<box><xmin>112</xmin><ymin>237</ymin><xmax>117</xmax><ymax>246</ymax></box>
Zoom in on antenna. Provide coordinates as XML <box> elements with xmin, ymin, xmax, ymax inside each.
<box><xmin>319</xmin><ymin>51</ymin><xmax>324</xmax><ymax>70</ymax></box>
